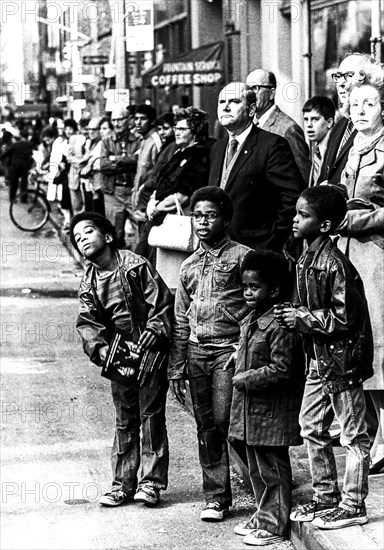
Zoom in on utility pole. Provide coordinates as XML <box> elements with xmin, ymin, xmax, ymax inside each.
<box><xmin>371</xmin><ymin>0</ymin><xmax>382</xmax><ymax>62</ymax></box>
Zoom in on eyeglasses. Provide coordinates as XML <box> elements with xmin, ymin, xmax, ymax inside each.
<box><xmin>88</xmin><ymin>128</ymin><xmax>98</xmax><ymax>132</ymax></box>
<box><xmin>191</xmin><ymin>212</ymin><xmax>220</xmax><ymax>222</ymax></box>
<box><xmin>331</xmin><ymin>71</ymin><xmax>355</xmax><ymax>83</ymax></box>
<box><xmin>250</xmin><ymin>85</ymin><xmax>275</xmax><ymax>92</ymax></box>
<box><xmin>174</xmin><ymin>126</ymin><xmax>190</xmax><ymax>132</ymax></box>
<box><xmin>112</xmin><ymin>117</ymin><xmax>126</xmax><ymax>122</ymax></box>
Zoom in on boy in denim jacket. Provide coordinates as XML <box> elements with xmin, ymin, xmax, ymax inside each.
<box><xmin>278</xmin><ymin>186</ymin><xmax>373</xmax><ymax>530</ymax></box>
<box><xmin>168</xmin><ymin>187</ymin><xmax>250</xmax><ymax>521</ymax></box>
<box><xmin>229</xmin><ymin>249</ymin><xmax>305</xmax><ymax>546</ymax></box>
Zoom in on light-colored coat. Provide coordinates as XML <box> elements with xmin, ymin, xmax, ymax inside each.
<box><xmin>338</xmin><ymin>135</ymin><xmax>384</xmax><ymax>389</ymax></box>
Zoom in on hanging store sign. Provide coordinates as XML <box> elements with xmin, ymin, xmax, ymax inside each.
<box><xmin>125</xmin><ymin>0</ymin><xmax>154</xmax><ymax>52</ymax></box>
<box><xmin>144</xmin><ymin>42</ymin><xmax>224</xmax><ymax>88</ymax></box>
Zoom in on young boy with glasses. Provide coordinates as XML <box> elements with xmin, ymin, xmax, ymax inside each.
<box><xmin>168</xmin><ymin>186</ymin><xmax>251</xmax><ymax>522</ymax></box>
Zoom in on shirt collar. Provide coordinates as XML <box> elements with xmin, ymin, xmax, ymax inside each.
<box><xmin>228</xmin><ymin>123</ymin><xmax>253</xmax><ymax>149</ymax></box>
<box><xmin>317</xmin><ymin>131</ymin><xmax>331</xmax><ymax>158</ymax></box>
<box><xmin>197</xmin><ymin>235</ymin><xmax>231</xmax><ymax>256</ymax></box>
<box><xmin>258</xmin><ymin>104</ymin><xmax>276</xmax><ymax>127</ymax></box>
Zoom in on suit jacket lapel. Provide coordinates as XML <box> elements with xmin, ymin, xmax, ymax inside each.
<box><xmin>210</xmin><ymin>138</ymin><xmax>228</xmax><ymax>186</ymax></box>
<box><xmin>336</xmin><ymin>129</ymin><xmax>357</xmax><ymax>163</ymax></box>
<box><xmin>225</xmin><ymin>126</ymin><xmax>259</xmax><ymax>192</ymax></box>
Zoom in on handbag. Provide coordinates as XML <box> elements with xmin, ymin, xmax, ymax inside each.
<box><xmin>148</xmin><ymin>194</ymin><xmax>198</xmax><ymax>252</ymax></box>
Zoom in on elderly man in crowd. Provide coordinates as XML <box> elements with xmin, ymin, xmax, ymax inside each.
<box><xmin>209</xmin><ymin>81</ymin><xmax>304</xmax><ymax>252</ymax></box>
<box><xmin>100</xmin><ymin>104</ymin><xmax>141</xmax><ymax>249</ymax></box>
<box><xmin>246</xmin><ymin>69</ymin><xmax>310</xmax><ymax>185</ymax></box>
<box><xmin>318</xmin><ymin>52</ymin><xmax>375</xmax><ymax>184</ymax></box>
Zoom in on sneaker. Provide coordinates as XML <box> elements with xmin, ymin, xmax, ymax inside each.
<box><xmin>99</xmin><ymin>490</ymin><xmax>131</xmax><ymax>507</ymax></box>
<box><xmin>234</xmin><ymin>520</ymin><xmax>257</xmax><ymax>536</ymax></box>
<box><xmin>243</xmin><ymin>529</ymin><xmax>285</xmax><ymax>546</ymax></box>
<box><xmin>312</xmin><ymin>506</ymin><xmax>368</xmax><ymax>529</ymax></box>
<box><xmin>200</xmin><ymin>502</ymin><xmax>229</xmax><ymax>521</ymax></box>
<box><xmin>134</xmin><ymin>485</ymin><xmax>160</xmax><ymax>506</ymax></box>
<box><xmin>290</xmin><ymin>500</ymin><xmax>338</xmax><ymax>522</ymax></box>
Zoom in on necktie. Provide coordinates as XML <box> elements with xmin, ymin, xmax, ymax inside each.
<box><xmin>337</xmin><ymin>119</ymin><xmax>354</xmax><ymax>155</ymax></box>
<box><xmin>312</xmin><ymin>145</ymin><xmax>322</xmax><ymax>186</ymax></box>
<box><xmin>226</xmin><ymin>138</ymin><xmax>238</xmax><ymax>167</ymax></box>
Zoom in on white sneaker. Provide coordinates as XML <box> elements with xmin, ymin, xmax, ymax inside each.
<box><xmin>200</xmin><ymin>502</ymin><xmax>229</xmax><ymax>521</ymax></box>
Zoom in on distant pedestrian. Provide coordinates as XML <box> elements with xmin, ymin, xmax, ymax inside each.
<box><xmin>230</xmin><ymin>249</ymin><xmax>304</xmax><ymax>546</ymax></box>
<box><xmin>169</xmin><ymin>186</ymin><xmax>250</xmax><ymax>522</ymax></box>
<box><xmin>0</xmin><ymin>128</ymin><xmax>34</xmax><ymax>201</ymax></box>
<box><xmin>100</xmin><ymin>104</ymin><xmax>141</xmax><ymax>249</ymax></box>
<box><xmin>70</xmin><ymin>212</ymin><xmax>174</xmax><ymax>508</ymax></box>
<box><xmin>278</xmin><ymin>186</ymin><xmax>373</xmax><ymax>530</ymax></box>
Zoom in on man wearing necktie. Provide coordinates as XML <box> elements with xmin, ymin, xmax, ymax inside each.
<box><xmin>209</xmin><ymin>82</ymin><xmax>304</xmax><ymax>252</ymax></box>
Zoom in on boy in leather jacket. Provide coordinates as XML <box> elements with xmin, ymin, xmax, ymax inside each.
<box><xmin>70</xmin><ymin>212</ymin><xmax>173</xmax><ymax>508</ymax></box>
<box><xmin>277</xmin><ymin>186</ymin><xmax>373</xmax><ymax>530</ymax></box>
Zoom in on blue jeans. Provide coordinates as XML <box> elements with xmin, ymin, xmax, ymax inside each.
<box><xmin>110</xmin><ymin>373</ymin><xmax>169</xmax><ymax>495</ymax></box>
<box><xmin>246</xmin><ymin>445</ymin><xmax>292</xmax><ymax>537</ymax></box>
<box><xmin>300</xmin><ymin>361</ymin><xmax>370</xmax><ymax>512</ymax></box>
<box><xmin>187</xmin><ymin>342</ymin><xmax>234</xmax><ymax>507</ymax></box>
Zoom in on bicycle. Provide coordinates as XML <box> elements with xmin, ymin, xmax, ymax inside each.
<box><xmin>9</xmin><ymin>169</ymin><xmax>51</xmax><ymax>232</ymax></box>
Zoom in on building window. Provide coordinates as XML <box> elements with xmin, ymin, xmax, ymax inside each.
<box><xmin>312</xmin><ymin>0</ymin><xmax>383</xmax><ymax>97</ymax></box>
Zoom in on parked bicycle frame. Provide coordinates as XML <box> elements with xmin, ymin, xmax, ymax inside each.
<box><xmin>9</xmin><ymin>168</ymin><xmax>51</xmax><ymax>232</ymax></box>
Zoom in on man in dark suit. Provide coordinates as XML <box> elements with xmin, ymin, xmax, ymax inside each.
<box><xmin>246</xmin><ymin>69</ymin><xmax>311</xmax><ymax>185</ymax></box>
<box><xmin>208</xmin><ymin>81</ymin><xmax>304</xmax><ymax>252</ymax></box>
<box><xmin>319</xmin><ymin>53</ymin><xmax>374</xmax><ymax>184</ymax></box>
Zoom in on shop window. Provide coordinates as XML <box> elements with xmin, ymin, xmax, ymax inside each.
<box><xmin>311</xmin><ymin>0</ymin><xmax>383</xmax><ymax>97</ymax></box>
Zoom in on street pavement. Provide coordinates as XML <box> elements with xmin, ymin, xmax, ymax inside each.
<box><xmin>1</xmin><ymin>185</ymin><xmax>383</xmax><ymax>550</ymax></box>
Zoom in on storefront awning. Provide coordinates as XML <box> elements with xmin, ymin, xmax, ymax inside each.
<box><xmin>142</xmin><ymin>41</ymin><xmax>224</xmax><ymax>88</ymax></box>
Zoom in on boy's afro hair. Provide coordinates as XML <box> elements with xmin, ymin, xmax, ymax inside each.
<box><xmin>190</xmin><ymin>186</ymin><xmax>234</xmax><ymax>221</ymax></box>
<box><xmin>300</xmin><ymin>184</ymin><xmax>347</xmax><ymax>232</ymax></box>
<box><xmin>69</xmin><ymin>212</ymin><xmax>118</xmax><ymax>253</ymax></box>
<box><xmin>241</xmin><ymin>248</ymin><xmax>291</xmax><ymax>299</ymax></box>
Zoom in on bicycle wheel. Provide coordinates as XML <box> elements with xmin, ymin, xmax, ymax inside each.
<box><xmin>10</xmin><ymin>190</ymin><xmax>50</xmax><ymax>231</ymax></box>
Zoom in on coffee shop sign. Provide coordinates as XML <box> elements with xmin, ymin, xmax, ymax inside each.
<box><xmin>151</xmin><ymin>59</ymin><xmax>223</xmax><ymax>87</ymax></box>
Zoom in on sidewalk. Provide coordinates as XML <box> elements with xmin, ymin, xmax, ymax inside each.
<box><xmin>48</xmin><ymin>200</ymin><xmax>384</xmax><ymax>550</ymax></box>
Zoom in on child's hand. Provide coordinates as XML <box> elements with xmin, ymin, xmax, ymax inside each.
<box><xmin>223</xmin><ymin>347</ymin><xmax>238</xmax><ymax>371</ymax></box>
<box><xmin>137</xmin><ymin>330</ymin><xmax>156</xmax><ymax>352</ymax></box>
<box><xmin>99</xmin><ymin>345</ymin><xmax>109</xmax><ymax>365</ymax></box>
<box><xmin>279</xmin><ymin>307</ymin><xmax>296</xmax><ymax>329</ymax></box>
<box><xmin>171</xmin><ymin>378</ymin><xmax>187</xmax><ymax>405</ymax></box>
<box><xmin>232</xmin><ymin>373</ymin><xmax>246</xmax><ymax>391</ymax></box>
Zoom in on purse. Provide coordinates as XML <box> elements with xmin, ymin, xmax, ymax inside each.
<box><xmin>148</xmin><ymin>194</ymin><xmax>198</xmax><ymax>252</ymax></box>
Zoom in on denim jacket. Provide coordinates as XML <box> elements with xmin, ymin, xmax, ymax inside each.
<box><xmin>76</xmin><ymin>250</ymin><xmax>174</xmax><ymax>366</ymax></box>
<box><xmin>168</xmin><ymin>236</ymin><xmax>251</xmax><ymax>379</ymax></box>
<box><xmin>294</xmin><ymin>238</ymin><xmax>373</xmax><ymax>393</ymax></box>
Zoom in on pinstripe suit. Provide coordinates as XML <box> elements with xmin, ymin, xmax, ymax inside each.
<box><xmin>318</xmin><ymin>116</ymin><xmax>357</xmax><ymax>184</ymax></box>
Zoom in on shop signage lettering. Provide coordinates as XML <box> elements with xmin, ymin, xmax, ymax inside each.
<box><xmin>151</xmin><ymin>72</ymin><xmax>222</xmax><ymax>87</ymax></box>
<box><xmin>163</xmin><ymin>60</ymin><xmax>222</xmax><ymax>73</ymax></box>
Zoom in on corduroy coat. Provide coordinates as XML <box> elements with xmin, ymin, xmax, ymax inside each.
<box><xmin>228</xmin><ymin>308</ymin><xmax>304</xmax><ymax>447</ymax></box>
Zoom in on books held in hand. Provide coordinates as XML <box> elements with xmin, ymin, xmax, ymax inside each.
<box><xmin>101</xmin><ymin>327</ymin><xmax>168</xmax><ymax>388</ymax></box>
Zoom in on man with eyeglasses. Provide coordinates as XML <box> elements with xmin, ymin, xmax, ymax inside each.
<box><xmin>246</xmin><ymin>69</ymin><xmax>310</xmax><ymax>185</ymax></box>
<box><xmin>100</xmin><ymin>104</ymin><xmax>141</xmax><ymax>249</ymax></box>
<box><xmin>318</xmin><ymin>53</ymin><xmax>374</xmax><ymax>185</ymax></box>
<box><xmin>209</xmin><ymin>81</ymin><xmax>304</xmax><ymax>252</ymax></box>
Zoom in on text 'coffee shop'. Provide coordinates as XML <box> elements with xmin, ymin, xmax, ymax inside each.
<box><xmin>142</xmin><ymin>41</ymin><xmax>224</xmax><ymax>127</ymax></box>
